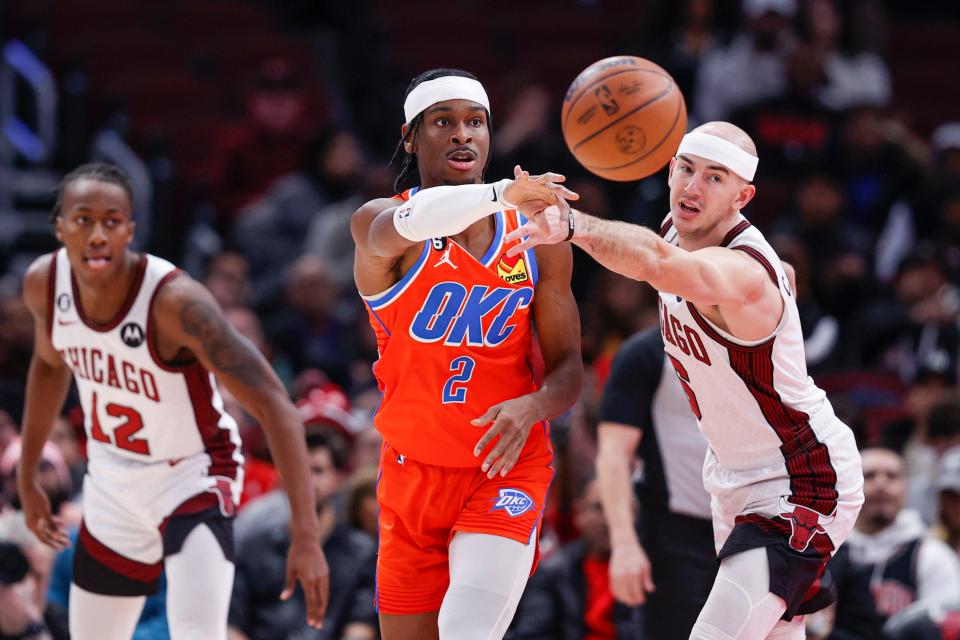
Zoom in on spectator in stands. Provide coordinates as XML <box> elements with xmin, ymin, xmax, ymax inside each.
<box><xmin>775</xmin><ymin>172</ymin><xmax>869</xmax><ymax>324</ymax></box>
<box><xmin>48</xmin><ymin>414</ymin><xmax>84</xmax><ymax>503</ymax></box>
<box><xmin>0</xmin><ymin>291</ymin><xmax>35</xmax><ymax>421</ymax></box>
<box><xmin>507</xmin><ymin>477</ymin><xmax>642</xmax><ymax>639</ymax></box>
<box><xmin>305</xmin><ymin>164</ymin><xmax>393</xmax><ymax>291</ymax></box>
<box><xmin>651</xmin><ymin>0</ymin><xmax>719</xmax><ymax>117</ymax></box>
<box><xmin>229</xmin><ymin>428</ymin><xmax>377</xmax><ymax>640</ymax></box>
<box><xmin>905</xmin><ymin>398</ymin><xmax>960</xmax><ymax>525</ymax></box>
<box><xmin>934</xmin><ymin>447</ymin><xmax>960</xmax><ymax>557</ymax></box>
<box><xmin>346</xmin><ymin>467</ymin><xmax>377</xmax><ymax>541</ymax></box>
<box><xmin>233</xmin><ymin>127</ymin><xmax>366</xmax><ymax>304</ymax></box>
<box><xmin>800</xmin><ymin>0</ymin><xmax>892</xmax><ymax>111</ymax></box>
<box><xmin>829</xmin><ymin>448</ymin><xmax>960</xmax><ymax>637</ymax></box>
<box><xmin>204</xmin><ymin>251</ymin><xmax>253</xmax><ymax>310</ymax></box>
<box><xmin>693</xmin><ymin>0</ymin><xmax>796</xmax><ymax>123</ymax></box>
<box><xmin>732</xmin><ymin>44</ymin><xmax>837</xmax><ymax>189</ymax></box>
<box><xmin>487</xmin><ymin>75</ymin><xmax>567</xmax><ymax>180</ymax></box>
<box><xmin>265</xmin><ymin>256</ymin><xmax>357</xmax><ymax>390</ymax></box>
<box><xmin>206</xmin><ymin>58</ymin><xmax>318</xmax><ymax>231</ymax></box>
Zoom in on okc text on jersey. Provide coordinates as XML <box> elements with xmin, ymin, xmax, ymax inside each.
<box><xmin>409</xmin><ymin>282</ymin><xmax>534</xmax><ymax>347</ymax></box>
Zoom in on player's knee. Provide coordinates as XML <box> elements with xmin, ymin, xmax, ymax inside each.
<box><xmin>438</xmin><ymin>584</ymin><xmax>512</xmax><ymax>640</ymax></box>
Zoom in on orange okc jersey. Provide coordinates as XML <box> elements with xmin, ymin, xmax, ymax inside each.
<box><xmin>362</xmin><ymin>189</ymin><xmax>547</xmax><ymax>467</ymax></box>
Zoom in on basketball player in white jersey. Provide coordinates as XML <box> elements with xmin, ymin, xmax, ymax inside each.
<box><xmin>506</xmin><ymin>122</ymin><xmax>864</xmax><ymax>639</ymax></box>
<box><xmin>15</xmin><ymin>163</ymin><xmax>329</xmax><ymax>640</ymax></box>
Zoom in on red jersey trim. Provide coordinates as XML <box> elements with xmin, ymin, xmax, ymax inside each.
<box><xmin>184</xmin><ymin>366</ymin><xmax>239</xmax><ymax>481</ymax></box>
<box><xmin>71</xmin><ymin>253</ymin><xmax>148</xmax><ymax>332</ymax></box>
<box><xmin>732</xmin><ymin>245</ymin><xmax>778</xmax><ymax>285</ymax></box>
<box><xmin>685</xmin><ymin>302</ymin><xmax>776</xmax><ymax>353</ymax></box>
<box><xmin>659</xmin><ymin>217</ymin><xmax>674</xmax><ymax>238</ymax></box>
<box><xmin>79</xmin><ymin>522</ymin><xmax>162</xmax><ymax>583</ymax></box>
<box><xmin>720</xmin><ymin>220</ymin><xmax>752</xmax><ymax>248</ymax></box>
<box><xmin>46</xmin><ymin>249</ymin><xmax>59</xmax><ymax>339</ymax></box>
<box><xmin>146</xmin><ymin>269</ymin><xmax>189</xmax><ymax>372</ymax></box>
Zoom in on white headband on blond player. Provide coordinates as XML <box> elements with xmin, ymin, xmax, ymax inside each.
<box><xmin>403</xmin><ymin>76</ymin><xmax>491</xmax><ymax>125</ymax></box>
<box><xmin>676</xmin><ymin>131</ymin><xmax>759</xmax><ymax>182</ymax></box>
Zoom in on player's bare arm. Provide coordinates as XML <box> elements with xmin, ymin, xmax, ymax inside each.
<box><xmin>352</xmin><ymin>168</ymin><xmax>579</xmax><ymax>296</ymax></box>
<box><xmin>153</xmin><ymin>276</ymin><xmax>329</xmax><ymax>628</ymax></box>
<box><xmin>507</xmin><ymin>200</ymin><xmax>783</xmax><ymax>341</ymax></box>
<box><xmin>596</xmin><ymin>423</ymin><xmax>655</xmax><ymax>605</ymax></box>
<box><xmin>16</xmin><ymin>255</ymin><xmax>73</xmax><ymax>551</ymax></box>
<box><xmin>472</xmin><ymin>241</ymin><xmax>583</xmax><ymax>478</ymax></box>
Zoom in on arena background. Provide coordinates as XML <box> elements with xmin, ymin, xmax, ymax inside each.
<box><xmin>1</xmin><ymin>1</ymin><xmax>959</xmax><ymax>638</ymax></box>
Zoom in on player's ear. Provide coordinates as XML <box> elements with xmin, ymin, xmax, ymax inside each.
<box><xmin>401</xmin><ymin>124</ymin><xmax>415</xmax><ymax>154</ymax></box>
<box><xmin>733</xmin><ymin>182</ymin><xmax>756</xmax><ymax>210</ymax></box>
<box><xmin>666</xmin><ymin>156</ymin><xmax>677</xmax><ymax>182</ymax></box>
<box><xmin>54</xmin><ymin>217</ymin><xmax>63</xmax><ymax>243</ymax></box>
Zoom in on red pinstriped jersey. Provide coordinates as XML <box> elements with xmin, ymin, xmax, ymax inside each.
<box><xmin>361</xmin><ymin>189</ymin><xmax>548</xmax><ymax>467</ymax></box>
<box><xmin>656</xmin><ymin>216</ymin><xmax>834</xmax><ymax>472</ymax></box>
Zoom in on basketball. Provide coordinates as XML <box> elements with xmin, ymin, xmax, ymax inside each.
<box><xmin>561</xmin><ymin>56</ymin><xmax>687</xmax><ymax>182</ymax></box>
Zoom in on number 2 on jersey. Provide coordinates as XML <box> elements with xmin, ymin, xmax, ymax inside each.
<box><xmin>442</xmin><ymin>356</ymin><xmax>476</xmax><ymax>404</ymax></box>
<box><xmin>89</xmin><ymin>391</ymin><xmax>151</xmax><ymax>455</ymax></box>
<box><xmin>667</xmin><ymin>354</ymin><xmax>702</xmax><ymax>420</ymax></box>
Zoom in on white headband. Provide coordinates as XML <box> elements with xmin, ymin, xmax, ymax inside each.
<box><xmin>676</xmin><ymin>131</ymin><xmax>759</xmax><ymax>181</ymax></box>
<box><xmin>403</xmin><ymin>76</ymin><xmax>490</xmax><ymax>125</ymax></box>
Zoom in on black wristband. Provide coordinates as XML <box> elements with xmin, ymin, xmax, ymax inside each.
<box><xmin>565</xmin><ymin>209</ymin><xmax>575</xmax><ymax>241</ymax></box>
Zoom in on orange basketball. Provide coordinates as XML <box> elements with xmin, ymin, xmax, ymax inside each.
<box><xmin>561</xmin><ymin>56</ymin><xmax>687</xmax><ymax>181</ymax></box>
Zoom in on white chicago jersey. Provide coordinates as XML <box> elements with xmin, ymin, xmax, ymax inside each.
<box><xmin>48</xmin><ymin>250</ymin><xmax>243</xmax><ymax>479</ymax></box>
<box><xmin>656</xmin><ymin>217</ymin><xmax>839</xmax><ymax>472</ymax></box>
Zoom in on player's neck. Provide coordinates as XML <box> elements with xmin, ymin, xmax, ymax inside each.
<box><xmin>74</xmin><ymin>251</ymin><xmax>140</xmax><ymax>325</ymax></box>
<box><xmin>677</xmin><ymin>211</ymin><xmax>743</xmax><ymax>252</ymax></box>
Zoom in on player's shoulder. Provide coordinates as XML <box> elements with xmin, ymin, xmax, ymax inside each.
<box><xmin>151</xmin><ymin>270</ymin><xmax>215</xmax><ymax>323</ymax></box>
<box><xmin>351</xmin><ymin>196</ymin><xmax>404</xmax><ymax>227</ymax></box>
<box><xmin>22</xmin><ymin>251</ymin><xmax>58</xmax><ymax>317</ymax></box>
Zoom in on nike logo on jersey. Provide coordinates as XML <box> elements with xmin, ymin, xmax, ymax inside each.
<box><xmin>57</xmin><ymin>318</ymin><xmax>77</xmax><ymax>326</ymax></box>
<box><xmin>168</xmin><ymin>457</ymin><xmax>184</xmax><ymax>467</ymax></box>
<box><xmin>409</xmin><ymin>282</ymin><xmax>533</xmax><ymax>347</ymax></box>
<box><xmin>433</xmin><ymin>246</ymin><xmax>457</xmax><ymax>270</ymax></box>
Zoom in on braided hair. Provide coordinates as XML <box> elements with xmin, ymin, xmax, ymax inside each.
<box><xmin>390</xmin><ymin>68</ymin><xmax>493</xmax><ymax>194</ymax></box>
<box><xmin>50</xmin><ymin>162</ymin><xmax>134</xmax><ymax>223</ymax></box>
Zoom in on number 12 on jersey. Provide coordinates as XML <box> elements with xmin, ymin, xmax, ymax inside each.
<box><xmin>442</xmin><ymin>356</ymin><xmax>476</xmax><ymax>404</ymax></box>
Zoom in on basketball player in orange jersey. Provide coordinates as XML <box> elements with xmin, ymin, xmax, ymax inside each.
<box><xmin>507</xmin><ymin>121</ymin><xmax>864</xmax><ymax>640</ymax></box>
<box><xmin>350</xmin><ymin>68</ymin><xmax>583</xmax><ymax>640</ymax></box>
<box><xmin>16</xmin><ymin>163</ymin><xmax>328</xmax><ymax>639</ymax></box>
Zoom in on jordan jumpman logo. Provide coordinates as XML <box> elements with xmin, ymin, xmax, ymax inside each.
<box><xmin>433</xmin><ymin>245</ymin><xmax>457</xmax><ymax>269</ymax></box>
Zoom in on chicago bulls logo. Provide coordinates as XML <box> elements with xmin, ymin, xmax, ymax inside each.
<box><xmin>778</xmin><ymin>497</ymin><xmax>835</xmax><ymax>552</ymax></box>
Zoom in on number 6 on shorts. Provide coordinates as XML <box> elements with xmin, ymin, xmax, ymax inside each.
<box><xmin>442</xmin><ymin>356</ymin><xmax>475</xmax><ymax>404</ymax></box>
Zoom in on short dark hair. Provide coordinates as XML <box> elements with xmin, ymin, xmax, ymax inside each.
<box><xmin>305</xmin><ymin>428</ymin><xmax>350</xmax><ymax>472</ymax></box>
<box><xmin>51</xmin><ymin>162</ymin><xmax>134</xmax><ymax>223</ymax></box>
<box><xmin>390</xmin><ymin>68</ymin><xmax>492</xmax><ymax>194</ymax></box>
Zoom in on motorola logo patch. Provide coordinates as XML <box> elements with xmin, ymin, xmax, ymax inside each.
<box><xmin>120</xmin><ymin>322</ymin><xmax>145</xmax><ymax>348</ymax></box>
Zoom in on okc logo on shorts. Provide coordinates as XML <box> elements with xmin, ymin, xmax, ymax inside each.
<box><xmin>491</xmin><ymin>488</ymin><xmax>534</xmax><ymax>518</ymax></box>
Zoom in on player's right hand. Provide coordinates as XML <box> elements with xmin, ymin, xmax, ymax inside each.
<box><xmin>17</xmin><ymin>479</ymin><xmax>69</xmax><ymax>550</ymax></box>
<box><xmin>504</xmin><ymin>165</ymin><xmax>579</xmax><ymax>217</ymax></box>
<box><xmin>609</xmin><ymin>541</ymin><xmax>656</xmax><ymax>606</ymax></box>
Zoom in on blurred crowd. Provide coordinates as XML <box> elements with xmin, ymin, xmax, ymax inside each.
<box><xmin>1</xmin><ymin>0</ymin><xmax>959</xmax><ymax>638</ymax></box>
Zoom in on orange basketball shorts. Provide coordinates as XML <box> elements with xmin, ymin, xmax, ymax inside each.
<box><xmin>374</xmin><ymin>441</ymin><xmax>554</xmax><ymax>615</ymax></box>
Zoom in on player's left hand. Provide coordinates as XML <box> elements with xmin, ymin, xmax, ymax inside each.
<box><xmin>504</xmin><ymin>194</ymin><xmax>573</xmax><ymax>257</ymax></box>
<box><xmin>281</xmin><ymin>537</ymin><xmax>329</xmax><ymax>629</ymax></box>
<box><xmin>472</xmin><ymin>396</ymin><xmax>539</xmax><ymax>478</ymax></box>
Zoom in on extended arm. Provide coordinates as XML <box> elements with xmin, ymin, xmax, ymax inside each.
<box><xmin>472</xmin><ymin>241</ymin><xmax>583</xmax><ymax>477</ymax></box>
<box><xmin>17</xmin><ymin>255</ymin><xmax>72</xmax><ymax>550</ymax></box>
<box><xmin>507</xmin><ymin>203</ymin><xmax>770</xmax><ymax>308</ymax></box>
<box><xmin>155</xmin><ymin>277</ymin><xmax>328</xmax><ymax>628</ymax></box>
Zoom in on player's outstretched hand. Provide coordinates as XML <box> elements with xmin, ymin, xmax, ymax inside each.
<box><xmin>504</xmin><ymin>165</ymin><xmax>579</xmax><ymax>218</ymax></box>
<box><xmin>281</xmin><ymin>537</ymin><xmax>330</xmax><ymax>629</ymax></box>
<box><xmin>472</xmin><ymin>396</ymin><xmax>539</xmax><ymax>479</ymax></box>
<box><xmin>504</xmin><ymin>194</ymin><xmax>573</xmax><ymax>257</ymax></box>
<box><xmin>17</xmin><ymin>479</ymin><xmax>69</xmax><ymax>551</ymax></box>
<box><xmin>609</xmin><ymin>540</ymin><xmax>656</xmax><ymax>606</ymax></box>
